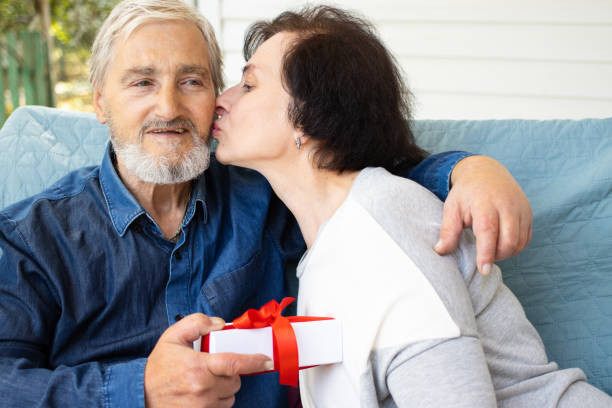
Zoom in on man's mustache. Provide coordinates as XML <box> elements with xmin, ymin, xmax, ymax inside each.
<box><xmin>139</xmin><ymin>118</ymin><xmax>198</xmax><ymax>141</ymax></box>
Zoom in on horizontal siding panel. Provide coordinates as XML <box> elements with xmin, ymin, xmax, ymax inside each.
<box><xmin>379</xmin><ymin>24</ymin><xmax>612</xmax><ymax>62</ymax></box>
<box><xmin>223</xmin><ymin>52</ymin><xmax>612</xmax><ymax>100</ymax></box>
<box><xmin>217</xmin><ymin>0</ymin><xmax>612</xmax><ymax>119</ymax></box>
<box><xmin>222</xmin><ymin>20</ymin><xmax>612</xmax><ymax>62</ymax></box>
<box><xmin>223</xmin><ymin>51</ymin><xmax>245</xmax><ymax>83</ymax></box>
<box><xmin>400</xmin><ymin>58</ymin><xmax>612</xmax><ymax>99</ymax></box>
<box><xmin>222</xmin><ymin>20</ymin><xmax>252</xmax><ymax>52</ymax></box>
<box><xmin>220</xmin><ymin>0</ymin><xmax>612</xmax><ymax>24</ymax></box>
<box><xmin>412</xmin><ymin>92</ymin><xmax>612</xmax><ymax>119</ymax></box>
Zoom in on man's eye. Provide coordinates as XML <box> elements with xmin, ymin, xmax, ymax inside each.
<box><xmin>184</xmin><ymin>79</ymin><xmax>203</xmax><ymax>86</ymax></box>
<box><xmin>134</xmin><ymin>80</ymin><xmax>152</xmax><ymax>87</ymax></box>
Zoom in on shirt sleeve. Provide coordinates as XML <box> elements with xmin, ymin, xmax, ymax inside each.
<box><xmin>104</xmin><ymin>358</ymin><xmax>147</xmax><ymax>408</ymax></box>
<box><xmin>0</xmin><ymin>216</ymin><xmax>145</xmax><ymax>408</ymax></box>
<box><xmin>374</xmin><ymin>338</ymin><xmax>497</xmax><ymax>407</ymax></box>
<box><xmin>406</xmin><ymin>151</ymin><xmax>474</xmax><ymax>201</ymax></box>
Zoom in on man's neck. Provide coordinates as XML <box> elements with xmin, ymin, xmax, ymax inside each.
<box><xmin>116</xmin><ymin>160</ymin><xmax>192</xmax><ymax>240</ymax></box>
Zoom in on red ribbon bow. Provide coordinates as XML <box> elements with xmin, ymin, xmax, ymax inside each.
<box><xmin>233</xmin><ymin>297</ymin><xmax>299</xmax><ymax>387</ymax></box>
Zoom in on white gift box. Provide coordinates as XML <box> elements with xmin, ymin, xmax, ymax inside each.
<box><xmin>194</xmin><ymin>318</ymin><xmax>343</xmax><ymax>369</ymax></box>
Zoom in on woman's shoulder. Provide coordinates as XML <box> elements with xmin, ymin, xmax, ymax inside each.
<box><xmin>349</xmin><ymin>167</ymin><xmax>444</xmax><ymax>244</ymax></box>
<box><xmin>348</xmin><ymin>167</ymin><xmax>478</xmax><ymax>283</ymax></box>
<box><xmin>353</xmin><ymin>167</ymin><xmax>443</xmax><ymax>210</ymax></box>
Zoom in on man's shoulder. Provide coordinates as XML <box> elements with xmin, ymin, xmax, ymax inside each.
<box><xmin>0</xmin><ymin>165</ymin><xmax>101</xmax><ymax>225</ymax></box>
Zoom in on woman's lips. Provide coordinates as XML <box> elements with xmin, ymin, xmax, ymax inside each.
<box><xmin>212</xmin><ymin>122</ymin><xmax>222</xmax><ymax>137</ymax></box>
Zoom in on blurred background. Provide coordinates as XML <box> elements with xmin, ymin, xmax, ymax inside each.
<box><xmin>1</xmin><ymin>0</ymin><xmax>611</xmax><ymax>125</ymax></box>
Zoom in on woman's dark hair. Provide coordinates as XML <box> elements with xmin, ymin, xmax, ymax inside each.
<box><xmin>244</xmin><ymin>5</ymin><xmax>427</xmax><ymax>173</ymax></box>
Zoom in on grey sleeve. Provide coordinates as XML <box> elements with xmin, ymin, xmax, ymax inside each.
<box><xmin>368</xmin><ymin>337</ymin><xmax>497</xmax><ymax>407</ymax></box>
<box><xmin>468</xmin><ymin>265</ymin><xmax>612</xmax><ymax>407</ymax></box>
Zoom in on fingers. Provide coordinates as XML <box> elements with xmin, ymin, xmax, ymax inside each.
<box><xmin>161</xmin><ymin>313</ymin><xmax>226</xmax><ymax>345</ymax></box>
<box><xmin>206</xmin><ymin>352</ymin><xmax>274</xmax><ymax>377</ymax></box>
<box><xmin>472</xmin><ymin>207</ymin><xmax>499</xmax><ymax>275</ymax></box>
<box><xmin>495</xmin><ymin>211</ymin><xmax>520</xmax><ymax>260</ymax></box>
<box><xmin>495</xmin><ymin>204</ymin><xmax>533</xmax><ymax>261</ymax></box>
<box><xmin>514</xmin><ymin>209</ymin><xmax>533</xmax><ymax>257</ymax></box>
<box><xmin>435</xmin><ymin>198</ymin><xmax>465</xmax><ymax>255</ymax></box>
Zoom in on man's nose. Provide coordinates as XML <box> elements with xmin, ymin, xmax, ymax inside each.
<box><xmin>154</xmin><ymin>83</ymin><xmax>182</xmax><ymax>121</ymax></box>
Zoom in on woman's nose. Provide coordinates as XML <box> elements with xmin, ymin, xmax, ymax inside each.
<box><xmin>215</xmin><ymin>84</ymin><xmax>240</xmax><ymax>114</ymax></box>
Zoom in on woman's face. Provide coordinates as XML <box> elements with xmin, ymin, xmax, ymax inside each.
<box><xmin>213</xmin><ymin>32</ymin><xmax>299</xmax><ymax>169</ymax></box>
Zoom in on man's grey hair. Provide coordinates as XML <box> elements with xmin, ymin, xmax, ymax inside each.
<box><xmin>89</xmin><ymin>0</ymin><xmax>224</xmax><ymax>95</ymax></box>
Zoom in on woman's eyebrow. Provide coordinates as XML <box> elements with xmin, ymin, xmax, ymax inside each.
<box><xmin>242</xmin><ymin>64</ymin><xmax>254</xmax><ymax>75</ymax></box>
<box><xmin>242</xmin><ymin>64</ymin><xmax>263</xmax><ymax>77</ymax></box>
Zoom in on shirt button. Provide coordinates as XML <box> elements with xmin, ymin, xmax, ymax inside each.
<box><xmin>175</xmin><ymin>252</ymin><xmax>182</xmax><ymax>260</ymax></box>
<box><xmin>175</xmin><ymin>314</ymin><xmax>184</xmax><ymax>321</ymax></box>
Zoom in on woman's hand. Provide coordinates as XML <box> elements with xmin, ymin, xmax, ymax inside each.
<box><xmin>434</xmin><ymin>155</ymin><xmax>533</xmax><ymax>275</ymax></box>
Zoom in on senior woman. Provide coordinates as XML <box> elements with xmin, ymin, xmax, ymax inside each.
<box><xmin>213</xmin><ymin>6</ymin><xmax>612</xmax><ymax>407</ymax></box>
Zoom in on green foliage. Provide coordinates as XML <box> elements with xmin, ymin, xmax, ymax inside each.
<box><xmin>0</xmin><ymin>0</ymin><xmax>120</xmax><ymax>50</ymax></box>
<box><xmin>51</xmin><ymin>0</ymin><xmax>120</xmax><ymax>51</ymax></box>
<box><xmin>0</xmin><ymin>0</ymin><xmax>37</xmax><ymax>32</ymax></box>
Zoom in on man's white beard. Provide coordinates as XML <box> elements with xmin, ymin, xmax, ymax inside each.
<box><xmin>108</xmin><ymin>117</ymin><xmax>211</xmax><ymax>185</ymax></box>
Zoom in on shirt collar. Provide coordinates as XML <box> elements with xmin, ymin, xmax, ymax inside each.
<box><xmin>99</xmin><ymin>144</ymin><xmax>146</xmax><ymax>236</ymax></box>
<box><xmin>184</xmin><ymin>167</ymin><xmax>208</xmax><ymax>227</ymax></box>
<box><xmin>99</xmin><ymin>143</ymin><xmax>209</xmax><ymax>236</ymax></box>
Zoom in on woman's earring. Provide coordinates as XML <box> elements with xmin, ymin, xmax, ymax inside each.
<box><xmin>295</xmin><ymin>137</ymin><xmax>302</xmax><ymax>150</ymax></box>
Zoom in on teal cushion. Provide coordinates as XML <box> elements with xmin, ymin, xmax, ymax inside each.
<box><xmin>414</xmin><ymin>119</ymin><xmax>612</xmax><ymax>393</ymax></box>
<box><xmin>0</xmin><ymin>106</ymin><xmax>107</xmax><ymax>208</ymax></box>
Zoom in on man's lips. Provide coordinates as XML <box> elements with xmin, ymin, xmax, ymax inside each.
<box><xmin>147</xmin><ymin>127</ymin><xmax>188</xmax><ymax>135</ymax></box>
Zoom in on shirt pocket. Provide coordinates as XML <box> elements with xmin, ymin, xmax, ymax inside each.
<box><xmin>201</xmin><ymin>250</ymin><xmax>265</xmax><ymax>320</ymax></box>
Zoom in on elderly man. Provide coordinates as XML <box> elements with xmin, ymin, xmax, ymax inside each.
<box><xmin>0</xmin><ymin>1</ymin><xmax>531</xmax><ymax>407</ymax></box>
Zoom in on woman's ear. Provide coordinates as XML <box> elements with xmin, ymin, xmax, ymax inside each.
<box><xmin>293</xmin><ymin>130</ymin><xmax>310</xmax><ymax>150</ymax></box>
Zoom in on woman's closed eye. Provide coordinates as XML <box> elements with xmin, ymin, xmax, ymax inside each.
<box><xmin>242</xmin><ymin>82</ymin><xmax>254</xmax><ymax>92</ymax></box>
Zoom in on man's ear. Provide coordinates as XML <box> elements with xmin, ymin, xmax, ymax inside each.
<box><xmin>93</xmin><ymin>89</ymin><xmax>107</xmax><ymax>124</ymax></box>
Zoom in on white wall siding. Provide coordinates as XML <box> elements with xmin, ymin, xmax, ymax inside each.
<box><xmin>197</xmin><ymin>0</ymin><xmax>612</xmax><ymax>119</ymax></box>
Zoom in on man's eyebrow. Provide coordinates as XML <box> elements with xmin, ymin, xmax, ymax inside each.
<box><xmin>121</xmin><ymin>66</ymin><xmax>156</xmax><ymax>83</ymax></box>
<box><xmin>179</xmin><ymin>65</ymin><xmax>210</xmax><ymax>77</ymax></box>
<box><xmin>120</xmin><ymin>65</ymin><xmax>210</xmax><ymax>83</ymax></box>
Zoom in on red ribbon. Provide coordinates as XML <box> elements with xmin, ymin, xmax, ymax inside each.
<box><xmin>232</xmin><ymin>297</ymin><xmax>299</xmax><ymax>387</ymax></box>
<box><xmin>201</xmin><ymin>298</ymin><xmax>333</xmax><ymax>386</ymax></box>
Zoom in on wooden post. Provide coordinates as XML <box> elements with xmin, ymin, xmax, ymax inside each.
<box><xmin>21</xmin><ymin>32</ymin><xmax>36</xmax><ymax>105</ymax></box>
<box><xmin>34</xmin><ymin>31</ymin><xmax>49</xmax><ymax>106</ymax></box>
<box><xmin>6</xmin><ymin>32</ymin><xmax>20</xmax><ymax>111</ymax></box>
<box><xmin>39</xmin><ymin>0</ymin><xmax>55</xmax><ymax>106</ymax></box>
<box><xmin>0</xmin><ymin>43</ymin><xmax>6</xmax><ymax>124</ymax></box>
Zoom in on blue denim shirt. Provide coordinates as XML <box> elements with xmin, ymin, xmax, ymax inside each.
<box><xmin>0</xmin><ymin>145</ymin><xmax>469</xmax><ymax>408</ymax></box>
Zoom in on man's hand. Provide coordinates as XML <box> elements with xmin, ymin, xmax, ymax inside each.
<box><xmin>144</xmin><ymin>313</ymin><xmax>273</xmax><ymax>408</ymax></box>
<box><xmin>434</xmin><ymin>155</ymin><xmax>533</xmax><ymax>275</ymax></box>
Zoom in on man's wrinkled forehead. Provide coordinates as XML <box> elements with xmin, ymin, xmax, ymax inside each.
<box><xmin>107</xmin><ymin>20</ymin><xmax>211</xmax><ymax>76</ymax></box>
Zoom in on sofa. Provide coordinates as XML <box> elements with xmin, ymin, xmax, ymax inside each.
<box><xmin>1</xmin><ymin>105</ymin><xmax>611</xmax><ymax>395</ymax></box>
